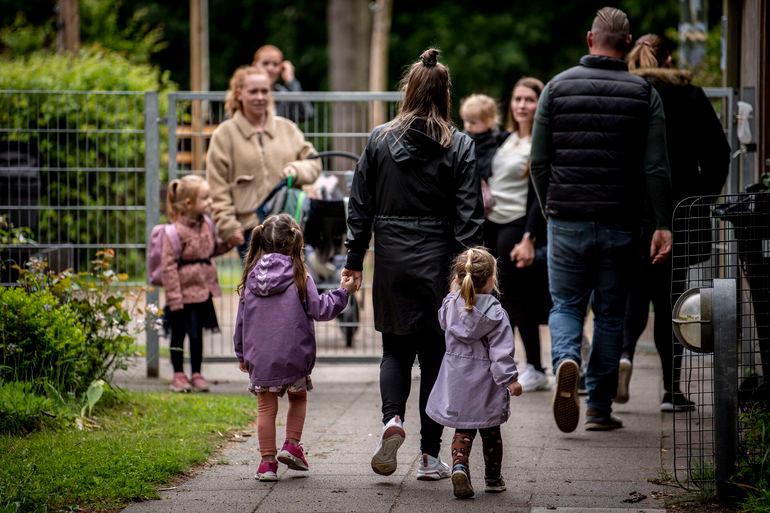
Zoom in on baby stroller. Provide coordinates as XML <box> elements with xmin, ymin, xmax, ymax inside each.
<box><xmin>303</xmin><ymin>151</ymin><xmax>361</xmax><ymax>347</ymax></box>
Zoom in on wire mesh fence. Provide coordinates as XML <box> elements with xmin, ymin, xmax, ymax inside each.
<box><xmin>672</xmin><ymin>186</ymin><xmax>770</xmax><ymax>493</ymax></box>
<box><xmin>0</xmin><ymin>90</ymin><xmax>148</xmax><ymax>285</ymax></box>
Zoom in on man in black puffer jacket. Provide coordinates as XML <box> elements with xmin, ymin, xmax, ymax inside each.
<box><xmin>530</xmin><ymin>7</ymin><xmax>673</xmax><ymax>433</ymax></box>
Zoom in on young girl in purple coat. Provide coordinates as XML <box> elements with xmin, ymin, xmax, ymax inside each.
<box><xmin>426</xmin><ymin>247</ymin><xmax>522</xmax><ymax>499</ymax></box>
<box><xmin>234</xmin><ymin>213</ymin><xmax>357</xmax><ymax>481</ymax></box>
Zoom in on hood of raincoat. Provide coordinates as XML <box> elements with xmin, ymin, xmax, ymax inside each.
<box><xmin>247</xmin><ymin>253</ymin><xmax>296</xmax><ymax>297</ymax></box>
<box><xmin>440</xmin><ymin>293</ymin><xmax>504</xmax><ymax>343</ymax></box>
<box><xmin>387</xmin><ymin>118</ymin><xmax>450</xmax><ymax>163</ymax></box>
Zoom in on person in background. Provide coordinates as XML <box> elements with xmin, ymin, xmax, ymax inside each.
<box><xmin>617</xmin><ymin>33</ymin><xmax>730</xmax><ymax>412</ymax></box>
<box><xmin>234</xmin><ymin>213</ymin><xmax>357</xmax><ymax>481</ymax></box>
<box><xmin>206</xmin><ymin>65</ymin><xmax>320</xmax><ymax>259</ymax></box>
<box><xmin>427</xmin><ymin>247</ymin><xmax>522</xmax><ymax>499</ymax></box>
<box><xmin>343</xmin><ymin>48</ymin><xmax>484</xmax><ymax>481</ymax></box>
<box><xmin>485</xmin><ymin>77</ymin><xmax>551</xmax><ymax>393</ymax></box>
<box><xmin>162</xmin><ymin>175</ymin><xmax>231</xmax><ymax>393</ymax></box>
<box><xmin>253</xmin><ymin>44</ymin><xmax>315</xmax><ymax>123</ymax></box>
<box><xmin>530</xmin><ymin>7</ymin><xmax>673</xmax><ymax>432</ymax></box>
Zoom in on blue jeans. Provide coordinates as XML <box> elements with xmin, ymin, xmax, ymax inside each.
<box><xmin>547</xmin><ymin>219</ymin><xmax>636</xmax><ymax>415</ymax></box>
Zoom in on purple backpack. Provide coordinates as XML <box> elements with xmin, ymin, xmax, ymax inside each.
<box><xmin>147</xmin><ymin>216</ymin><xmax>214</xmax><ymax>286</ymax></box>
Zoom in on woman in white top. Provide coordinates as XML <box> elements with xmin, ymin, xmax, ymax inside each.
<box><xmin>485</xmin><ymin>77</ymin><xmax>550</xmax><ymax>392</ymax></box>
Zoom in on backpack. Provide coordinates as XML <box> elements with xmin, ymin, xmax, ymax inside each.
<box><xmin>256</xmin><ymin>175</ymin><xmax>308</xmax><ymax>226</ymax></box>
<box><xmin>147</xmin><ymin>216</ymin><xmax>215</xmax><ymax>286</ymax></box>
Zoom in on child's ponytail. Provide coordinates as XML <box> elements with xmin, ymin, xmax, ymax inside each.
<box><xmin>166</xmin><ymin>179</ymin><xmax>181</xmax><ymax>220</ymax></box>
<box><xmin>460</xmin><ymin>249</ymin><xmax>477</xmax><ymax>311</ymax></box>
<box><xmin>290</xmin><ymin>226</ymin><xmax>308</xmax><ymax>303</ymax></box>
<box><xmin>451</xmin><ymin>246</ymin><xmax>498</xmax><ymax>312</ymax></box>
<box><xmin>237</xmin><ymin>224</ymin><xmax>264</xmax><ymax>297</ymax></box>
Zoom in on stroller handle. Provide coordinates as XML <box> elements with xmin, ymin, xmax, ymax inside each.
<box><xmin>306</xmin><ymin>151</ymin><xmax>360</xmax><ymax>162</ymax></box>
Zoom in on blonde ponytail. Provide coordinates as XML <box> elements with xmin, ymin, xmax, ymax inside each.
<box><xmin>451</xmin><ymin>246</ymin><xmax>497</xmax><ymax>312</ymax></box>
<box><xmin>460</xmin><ymin>249</ymin><xmax>477</xmax><ymax>311</ymax></box>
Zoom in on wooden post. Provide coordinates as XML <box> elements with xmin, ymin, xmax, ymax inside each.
<box><xmin>369</xmin><ymin>0</ymin><xmax>392</xmax><ymax>128</ymax></box>
<box><xmin>57</xmin><ymin>0</ymin><xmax>80</xmax><ymax>54</ymax></box>
<box><xmin>189</xmin><ymin>0</ymin><xmax>209</xmax><ymax>173</ymax></box>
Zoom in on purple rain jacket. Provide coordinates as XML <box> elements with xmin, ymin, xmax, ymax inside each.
<box><xmin>426</xmin><ymin>292</ymin><xmax>519</xmax><ymax>429</ymax></box>
<box><xmin>233</xmin><ymin>253</ymin><xmax>349</xmax><ymax>388</ymax></box>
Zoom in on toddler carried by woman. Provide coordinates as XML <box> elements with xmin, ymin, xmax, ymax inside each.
<box><xmin>234</xmin><ymin>213</ymin><xmax>357</xmax><ymax>481</ymax></box>
<box><xmin>426</xmin><ymin>247</ymin><xmax>522</xmax><ymax>499</ymax></box>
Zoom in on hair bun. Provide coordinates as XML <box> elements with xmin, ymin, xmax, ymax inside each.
<box><xmin>420</xmin><ymin>48</ymin><xmax>439</xmax><ymax>67</ymax></box>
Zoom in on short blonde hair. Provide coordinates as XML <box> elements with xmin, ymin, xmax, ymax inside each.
<box><xmin>167</xmin><ymin>174</ymin><xmax>206</xmax><ymax>220</ymax></box>
<box><xmin>459</xmin><ymin>94</ymin><xmax>499</xmax><ymax>126</ymax></box>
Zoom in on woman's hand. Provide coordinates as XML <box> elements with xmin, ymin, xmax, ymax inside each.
<box><xmin>281</xmin><ymin>165</ymin><xmax>298</xmax><ymax>180</ymax></box>
<box><xmin>510</xmin><ymin>234</ymin><xmax>535</xmax><ymax>268</ymax></box>
<box><xmin>341</xmin><ymin>268</ymin><xmax>362</xmax><ymax>292</ymax></box>
<box><xmin>227</xmin><ymin>229</ymin><xmax>245</xmax><ymax>248</ymax></box>
<box><xmin>508</xmin><ymin>381</ymin><xmax>523</xmax><ymax>397</ymax></box>
<box><xmin>281</xmin><ymin>60</ymin><xmax>295</xmax><ymax>83</ymax></box>
<box><xmin>238</xmin><ymin>361</ymin><xmax>249</xmax><ymax>373</ymax></box>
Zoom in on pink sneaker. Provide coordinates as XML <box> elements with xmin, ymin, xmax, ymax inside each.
<box><xmin>190</xmin><ymin>373</ymin><xmax>209</xmax><ymax>392</ymax></box>
<box><xmin>169</xmin><ymin>372</ymin><xmax>191</xmax><ymax>393</ymax></box>
<box><xmin>255</xmin><ymin>460</ymin><xmax>278</xmax><ymax>481</ymax></box>
<box><xmin>277</xmin><ymin>440</ymin><xmax>309</xmax><ymax>471</ymax></box>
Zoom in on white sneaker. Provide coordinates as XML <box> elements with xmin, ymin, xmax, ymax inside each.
<box><xmin>519</xmin><ymin>363</ymin><xmax>550</xmax><ymax>392</ymax></box>
<box><xmin>371</xmin><ymin>415</ymin><xmax>405</xmax><ymax>476</ymax></box>
<box><xmin>416</xmin><ymin>453</ymin><xmax>450</xmax><ymax>481</ymax></box>
<box><xmin>615</xmin><ymin>358</ymin><xmax>632</xmax><ymax>404</ymax></box>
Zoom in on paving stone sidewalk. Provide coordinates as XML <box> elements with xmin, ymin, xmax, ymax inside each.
<box><xmin>118</xmin><ymin>340</ymin><xmax>681</xmax><ymax>513</ymax></box>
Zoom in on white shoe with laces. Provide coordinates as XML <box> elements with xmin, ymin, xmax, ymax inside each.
<box><xmin>518</xmin><ymin>363</ymin><xmax>551</xmax><ymax>392</ymax></box>
<box><xmin>371</xmin><ymin>415</ymin><xmax>405</xmax><ymax>476</ymax></box>
<box><xmin>416</xmin><ymin>453</ymin><xmax>450</xmax><ymax>481</ymax></box>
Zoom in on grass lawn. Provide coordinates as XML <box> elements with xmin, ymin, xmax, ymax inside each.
<box><xmin>0</xmin><ymin>391</ymin><xmax>255</xmax><ymax>513</ymax></box>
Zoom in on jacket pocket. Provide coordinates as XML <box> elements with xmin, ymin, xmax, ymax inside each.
<box><xmin>230</xmin><ymin>175</ymin><xmax>258</xmax><ymax>215</ymax></box>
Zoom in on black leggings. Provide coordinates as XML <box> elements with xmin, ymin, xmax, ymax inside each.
<box><xmin>169</xmin><ymin>310</ymin><xmax>203</xmax><ymax>375</ymax></box>
<box><xmin>484</xmin><ymin>218</ymin><xmax>544</xmax><ymax>372</ymax></box>
<box><xmin>380</xmin><ymin>330</ymin><xmax>445</xmax><ymax>458</ymax></box>
<box><xmin>622</xmin><ymin>253</ymin><xmax>686</xmax><ymax>394</ymax></box>
<box><xmin>452</xmin><ymin>426</ymin><xmax>503</xmax><ymax>478</ymax></box>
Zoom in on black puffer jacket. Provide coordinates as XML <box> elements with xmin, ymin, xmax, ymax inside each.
<box><xmin>632</xmin><ymin>68</ymin><xmax>730</xmax><ymax>263</ymax></box>
<box><xmin>345</xmin><ymin>119</ymin><xmax>484</xmax><ymax>334</ymax></box>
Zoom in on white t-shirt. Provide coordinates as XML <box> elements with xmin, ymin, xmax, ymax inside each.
<box><xmin>487</xmin><ymin>132</ymin><xmax>531</xmax><ymax>224</ymax></box>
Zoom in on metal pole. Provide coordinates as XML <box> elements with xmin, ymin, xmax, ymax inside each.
<box><xmin>712</xmin><ymin>278</ymin><xmax>738</xmax><ymax>499</ymax></box>
<box><xmin>144</xmin><ymin>92</ymin><xmax>160</xmax><ymax>378</ymax></box>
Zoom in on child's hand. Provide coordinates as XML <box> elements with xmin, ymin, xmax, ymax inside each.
<box><xmin>340</xmin><ymin>274</ymin><xmax>357</xmax><ymax>294</ymax></box>
<box><xmin>238</xmin><ymin>361</ymin><xmax>249</xmax><ymax>373</ymax></box>
<box><xmin>508</xmin><ymin>381</ymin><xmax>523</xmax><ymax>397</ymax></box>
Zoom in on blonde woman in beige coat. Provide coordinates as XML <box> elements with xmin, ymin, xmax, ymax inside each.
<box><xmin>206</xmin><ymin>66</ymin><xmax>320</xmax><ymax>256</ymax></box>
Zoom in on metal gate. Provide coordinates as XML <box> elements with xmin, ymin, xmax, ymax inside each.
<box><xmin>145</xmin><ymin>91</ymin><xmax>404</xmax><ymax>371</ymax></box>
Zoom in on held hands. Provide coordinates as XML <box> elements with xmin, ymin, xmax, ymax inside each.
<box><xmin>510</xmin><ymin>236</ymin><xmax>535</xmax><ymax>268</ymax></box>
<box><xmin>650</xmin><ymin>229</ymin><xmax>673</xmax><ymax>265</ymax></box>
<box><xmin>227</xmin><ymin>229</ymin><xmax>245</xmax><ymax>248</ymax></box>
<box><xmin>340</xmin><ymin>274</ymin><xmax>357</xmax><ymax>294</ymax></box>
<box><xmin>341</xmin><ymin>268</ymin><xmax>362</xmax><ymax>292</ymax></box>
<box><xmin>238</xmin><ymin>361</ymin><xmax>249</xmax><ymax>373</ymax></box>
<box><xmin>508</xmin><ymin>381</ymin><xmax>523</xmax><ymax>397</ymax></box>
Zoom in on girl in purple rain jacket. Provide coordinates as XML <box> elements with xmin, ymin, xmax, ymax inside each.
<box><xmin>426</xmin><ymin>247</ymin><xmax>522</xmax><ymax>499</ymax></box>
<box><xmin>234</xmin><ymin>213</ymin><xmax>357</xmax><ymax>482</ymax></box>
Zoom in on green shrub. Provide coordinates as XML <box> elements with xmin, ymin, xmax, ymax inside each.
<box><xmin>735</xmin><ymin>404</ymin><xmax>770</xmax><ymax>511</ymax></box>
<box><xmin>0</xmin><ymin>287</ymin><xmax>87</xmax><ymax>393</ymax></box>
<box><xmin>0</xmin><ymin>382</ymin><xmax>55</xmax><ymax>434</ymax></box>
<box><xmin>0</xmin><ymin>48</ymin><xmax>175</xmax><ymax>279</ymax></box>
<box><xmin>14</xmin><ymin>251</ymin><xmax>149</xmax><ymax>394</ymax></box>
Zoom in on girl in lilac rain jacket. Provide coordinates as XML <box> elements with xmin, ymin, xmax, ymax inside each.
<box><xmin>426</xmin><ymin>247</ymin><xmax>522</xmax><ymax>499</ymax></box>
<box><xmin>234</xmin><ymin>213</ymin><xmax>357</xmax><ymax>482</ymax></box>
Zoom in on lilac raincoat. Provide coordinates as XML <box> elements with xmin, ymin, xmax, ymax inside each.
<box><xmin>233</xmin><ymin>253</ymin><xmax>348</xmax><ymax>388</ymax></box>
<box><xmin>426</xmin><ymin>292</ymin><xmax>518</xmax><ymax>429</ymax></box>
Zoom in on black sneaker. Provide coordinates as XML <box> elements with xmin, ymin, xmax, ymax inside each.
<box><xmin>451</xmin><ymin>463</ymin><xmax>474</xmax><ymax>499</ymax></box>
<box><xmin>584</xmin><ymin>408</ymin><xmax>623</xmax><ymax>431</ymax></box>
<box><xmin>484</xmin><ymin>475</ymin><xmax>506</xmax><ymax>493</ymax></box>
<box><xmin>661</xmin><ymin>392</ymin><xmax>696</xmax><ymax>412</ymax></box>
<box><xmin>552</xmin><ymin>359</ymin><xmax>581</xmax><ymax>432</ymax></box>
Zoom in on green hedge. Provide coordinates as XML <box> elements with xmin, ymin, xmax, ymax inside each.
<box><xmin>0</xmin><ymin>48</ymin><xmax>174</xmax><ymax>279</ymax></box>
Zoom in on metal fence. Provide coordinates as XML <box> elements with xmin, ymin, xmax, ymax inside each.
<box><xmin>0</xmin><ymin>90</ymin><xmax>149</xmax><ymax>285</ymax></box>
<box><xmin>671</xmin><ymin>189</ymin><xmax>770</xmax><ymax>496</ymax></box>
<box><xmin>147</xmin><ymin>91</ymin><xmax>404</xmax><ymax>370</ymax></box>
